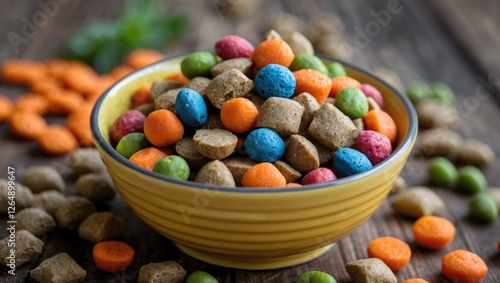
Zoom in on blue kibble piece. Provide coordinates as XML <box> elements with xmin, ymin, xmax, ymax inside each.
<box><xmin>254</xmin><ymin>64</ymin><xmax>296</xmax><ymax>99</ymax></box>
<box><xmin>334</xmin><ymin>148</ymin><xmax>373</xmax><ymax>177</ymax></box>
<box><xmin>175</xmin><ymin>88</ymin><xmax>208</xmax><ymax>129</ymax></box>
<box><xmin>244</xmin><ymin>128</ymin><xmax>285</xmax><ymax>163</ymax></box>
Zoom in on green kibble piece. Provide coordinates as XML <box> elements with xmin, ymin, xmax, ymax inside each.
<box><xmin>327</xmin><ymin>62</ymin><xmax>347</xmax><ymax>78</ymax></box>
<box><xmin>431</xmin><ymin>82</ymin><xmax>455</xmax><ymax>105</ymax></box>
<box><xmin>457</xmin><ymin>166</ymin><xmax>486</xmax><ymax>193</ymax></box>
<box><xmin>115</xmin><ymin>133</ymin><xmax>149</xmax><ymax>159</ymax></box>
<box><xmin>297</xmin><ymin>271</ymin><xmax>337</xmax><ymax>283</ymax></box>
<box><xmin>186</xmin><ymin>271</ymin><xmax>219</xmax><ymax>283</ymax></box>
<box><xmin>428</xmin><ymin>157</ymin><xmax>458</xmax><ymax>186</ymax></box>
<box><xmin>469</xmin><ymin>193</ymin><xmax>498</xmax><ymax>223</ymax></box>
<box><xmin>289</xmin><ymin>53</ymin><xmax>329</xmax><ymax>75</ymax></box>
<box><xmin>153</xmin><ymin>155</ymin><xmax>190</xmax><ymax>180</ymax></box>
<box><xmin>406</xmin><ymin>82</ymin><xmax>431</xmax><ymax>104</ymax></box>
<box><xmin>334</xmin><ymin>87</ymin><xmax>369</xmax><ymax>119</ymax></box>
<box><xmin>181</xmin><ymin>52</ymin><xmax>219</xmax><ymax>78</ymax></box>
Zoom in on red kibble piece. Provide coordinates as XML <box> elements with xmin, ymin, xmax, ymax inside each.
<box><xmin>215</xmin><ymin>35</ymin><xmax>255</xmax><ymax>60</ymax></box>
<box><xmin>301</xmin><ymin>167</ymin><xmax>337</xmax><ymax>185</ymax></box>
<box><xmin>355</xmin><ymin>130</ymin><xmax>392</xmax><ymax>165</ymax></box>
<box><xmin>110</xmin><ymin>110</ymin><xmax>146</xmax><ymax>144</ymax></box>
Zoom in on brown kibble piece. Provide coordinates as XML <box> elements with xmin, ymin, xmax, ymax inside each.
<box><xmin>55</xmin><ymin>196</ymin><xmax>96</xmax><ymax>230</ymax></box>
<box><xmin>150</xmin><ymin>80</ymin><xmax>183</xmax><ymax>99</ymax></box>
<box><xmin>17</xmin><ymin>207</ymin><xmax>56</xmax><ymax>237</ymax></box>
<box><xmin>419</xmin><ymin>128</ymin><xmax>462</xmax><ymax>156</ymax></box>
<box><xmin>30</xmin><ymin>253</ymin><xmax>87</xmax><ymax>283</ymax></box>
<box><xmin>204</xmin><ymin>69</ymin><xmax>254</xmax><ymax>109</ymax></box>
<box><xmin>345</xmin><ymin>118</ymin><xmax>364</xmax><ymax>148</ymax></box>
<box><xmin>0</xmin><ymin>179</ymin><xmax>33</xmax><ymax>213</ymax></box>
<box><xmin>416</xmin><ymin>99</ymin><xmax>460</xmax><ymax>128</ymax></box>
<box><xmin>138</xmin><ymin>261</ymin><xmax>187</xmax><ymax>283</ymax></box>
<box><xmin>372</xmin><ymin>67</ymin><xmax>405</xmax><ymax>92</ymax></box>
<box><xmin>391</xmin><ymin>186</ymin><xmax>445</xmax><ymax>218</ymax></box>
<box><xmin>211</xmin><ymin>58</ymin><xmax>253</xmax><ymax>78</ymax></box>
<box><xmin>201</xmin><ymin>114</ymin><xmax>226</xmax><ymax>130</ymax></box>
<box><xmin>293</xmin><ymin>92</ymin><xmax>320</xmax><ymax>136</ymax></box>
<box><xmin>308</xmin><ymin>103</ymin><xmax>357</xmax><ymax>150</ymax></box>
<box><xmin>285</xmin><ymin>31</ymin><xmax>314</xmax><ymax>55</ymax></box>
<box><xmin>20</xmin><ymin>166</ymin><xmax>65</xmax><ymax>193</ymax></box>
<box><xmin>31</xmin><ymin>190</ymin><xmax>66</xmax><ymax>216</ymax></box>
<box><xmin>314</xmin><ymin>33</ymin><xmax>353</xmax><ymax>62</ymax></box>
<box><xmin>262</xmin><ymin>29</ymin><xmax>282</xmax><ymax>41</ymax></box>
<box><xmin>273</xmin><ymin>160</ymin><xmax>301</xmax><ymax>183</ymax></box>
<box><xmin>284</xmin><ymin>135</ymin><xmax>320</xmax><ymax>173</ymax></box>
<box><xmin>68</xmin><ymin>148</ymin><xmax>106</xmax><ymax>176</ymax></box>
<box><xmin>390</xmin><ymin>176</ymin><xmax>406</xmax><ymax>194</ymax></box>
<box><xmin>0</xmin><ymin>230</ymin><xmax>43</xmax><ymax>267</ymax></box>
<box><xmin>268</xmin><ymin>13</ymin><xmax>305</xmax><ymax>38</ymax></box>
<box><xmin>309</xmin><ymin>136</ymin><xmax>334</xmax><ymax>166</ymax></box>
<box><xmin>345</xmin><ymin>258</ymin><xmax>397</xmax><ymax>283</ymax></box>
<box><xmin>75</xmin><ymin>173</ymin><xmax>116</xmax><ymax>204</ymax></box>
<box><xmin>8</xmin><ymin>110</ymin><xmax>47</xmax><ymax>140</ymax></box>
<box><xmin>193</xmin><ymin>129</ymin><xmax>238</xmax><ymax>160</ymax></box>
<box><xmin>134</xmin><ymin>102</ymin><xmax>155</xmax><ymax>116</ymax></box>
<box><xmin>256</xmin><ymin>97</ymin><xmax>305</xmax><ymax>136</ymax></box>
<box><xmin>486</xmin><ymin>188</ymin><xmax>500</xmax><ymax>212</ymax></box>
<box><xmin>222</xmin><ymin>156</ymin><xmax>257</xmax><ymax>186</ymax></box>
<box><xmin>304</xmin><ymin>13</ymin><xmax>344</xmax><ymax>44</ymax></box>
<box><xmin>36</xmin><ymin>126</ymin><xmax>79</xmax><ymax>155</ymax></box>
<box><xmin>195</xmin><ymin>160</ymin><xmax>236</xmax><ymax>187</ymax></box>
<box><xmin>154</xmin><ymin>88</ymin><xmax>182</xmax><ymax>112</ymax></box>
<box><xmin>175</xmin><ymin>137</ymin><xmax>211</xmax><ymax>170</ymax></box>
<box><xmin>186</xmin><ymin>77</ymin><xmax>212</xmax><ymax>94</ymax></box>
<box><xmin>367</xmin><ymin>96</ymin><xmax>381</xmax><ymax>111</ymax></box>
<box><xmin>78</xmin><ymin>212</ymin><xmax>124</xmax><ymax>243</ymax></box>
<box><xmin>456</xmin><ymin>139</ymin><xmax>496</xmax><ymax>166</ymax></box>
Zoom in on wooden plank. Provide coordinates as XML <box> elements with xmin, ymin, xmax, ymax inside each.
<box><xmin>0</xmin><ymin>0</ymin><xmax>499</xmax><ymax>282</ymax></box>
<box><xmin>423</xmin><ymin>0</ymin><xmax>500</xmax><ymax>100</ymax></box>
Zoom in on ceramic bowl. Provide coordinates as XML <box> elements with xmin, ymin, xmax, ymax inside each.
<box><xmin>91</xmin><ymin>55</ymin><xmax>418</xmax><ymax>270</ymax></box>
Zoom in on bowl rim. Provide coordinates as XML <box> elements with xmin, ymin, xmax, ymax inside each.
<box><xmin>91</xmin><ymin>54</ymin><xmax>418</xmax><ymax>193</ymax></box>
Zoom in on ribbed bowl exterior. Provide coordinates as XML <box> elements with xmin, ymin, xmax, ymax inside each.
<box><xmin>91</xmin><ymin>55</ymin><xmax>417</xmax><ymax>269</ymax></box>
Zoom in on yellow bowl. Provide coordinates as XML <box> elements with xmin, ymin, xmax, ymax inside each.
<box><xmin>91</xmin><ymin>55</ymin><xmax>418</xmax><ymax>270</ymax></box>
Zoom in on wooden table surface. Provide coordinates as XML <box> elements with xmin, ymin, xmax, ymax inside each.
<box><xmin>1</xmin><ymin>0</ymin><xmax>499</xmax><ymax>282</ymax></box>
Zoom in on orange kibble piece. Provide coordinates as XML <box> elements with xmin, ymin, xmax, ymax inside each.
<box><xmin>62</xmin><ymin>62</ymin><xmax>100</xmax><ymax>96</ymax></box>
<box><xmin>0</xmin><ymin>95</ymin><xmax>14</xmax><ymax>122</ymax></box>
<box><xmin>131</xmin><ymin>84</ymin><xmax>152</xmax><ymax>108</ymax></box>
<box><xmin>165</xmin><ymin>71</ymin><xmax>189</xmax><ymax>85</ymax></box>
<box><xmin>129</xmin><ymin>147</ymin><xmax>168</xmax><ymax>171</ymax></box>
<box><xmin>220</xmin><ymin>98</ymin><xmax>259</xmax><ymax>133</ymax></box>
<box><xmin>45</xmin><ymin>59</ymin><xmax>70</xmax><ymax>79</ymax></box>
<box><xmin>46</xmin><ymin>90</ymin><xmax>85</xmax><ymax>115</ymax></box>
<box><xmin>285</xmin><ymin>182</ymin><xmax>302</xmax><ymax>188</ymax></box>
<box><xmin>241</xmin><ymin>162</ymin><xmax>287</xmax><ymax>188</ymax></box>
<box><xmin>108</xmin><ymin>65</ymin><xmax>134</xmax><ymax>81</ymax></box>
<box><xmin>1</xmin><ymin>59</ymin><xmax>48</xmax><ymax>85</ymax></box>
<box><xmin>442</xmin><ymin>250</ymin><xmax>487</xmax><ymax>283</ymax></box>
<box><xmin>293</xmin><ymin>69</ymin><xmax>332</xmax><ymax>104</ymax></box>
<box><xmin>413</xmin><ymin>216</ymin><xmax>455</xmax><ymax>250</ymax></box>
<box><xmin>30</xmin><ymin>78</ymin><xmax>63</xmax><ymax>96</ymax></box>
<box><xmin>363</xmin><ymin>109</ymin><xmax>397</xmax><ymax>144</ymax></box>
<box><xmin>14</xmin><ymin>93</ymin><xmax>49</xmax><ymax>115</ymax></box>
<box><xmin>92</xmin><ymin>241</ymin><xmax>135</xmax><ymax>272</ymax></box>
<box><xmin>251</xmin><ymin>39</ymin><xmax>295</xmax><ymax>70</ymax></box>
<box><xmin>144</xmin><ymin>109</ymin><xmax>184</xmax><ymax>147</ymax></box>
<box><xmin>329</xmin><ymin>76</ymin><xmax>361</xmax><ymax>98</ymax></box>
<box><xmin>125</xmin><ymin>49</ymin><xmax>164</xmax><ymax>69</ymax></box>
<box><xmin>87</xmin><ymin>76</ymin><xmax>117</xmax><ymax>98</ymax></box>
<box><xmin>367</xmin><ymin>236</ymin><xmax>411</xmax><ymax>271</ymax></box>
<box><xmin>403</xmin><ymin>279</ymin><xmax>429</xmax><ymax>283</ymax></box>
<box><xmin>36</xmin><ymin>126</ymin><xmax>79</xmax><ymax>155</ymax></box>
<box><xmin>9</xmin><ymin>111</ymin><xmax>47</xmax><ymax>139</ymax></box>
<box><xmin>66</xmin><ymin>103</ymin><xmax>94</xmax><ymax>147</ymax></box>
